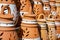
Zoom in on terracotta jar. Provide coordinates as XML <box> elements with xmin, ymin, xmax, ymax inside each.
<box><xmin>20</xmin><ymin>0</ymin><xmax>32</xmax><ymax>17</ymax></box>
<box><xmin>19</xmin><ymin>13</ymin><xmax>40</xmax><ymax>40</ymax></box>
<box><xmin>46</xmin><ymin>14</ymin><xmax>57</xmax><ymax>40</ymax></box>
<box><xmin>33</xmin><ymin>0</ymin><xmax>43</xmax><ymax>18</ymax></box>
<box><xmin>56</xmin><ymin>2</ymin><xmax>60</xmax><ymax>16</ymax></box>
<box><xmin>50</xmin><ymin>1</ymin><xmax>56</xmax><ymax>16</ymax></box>
<box><xmin>37</xmin><ymin>14</ymin><xmax>48</xmax><ymax>40</ymax></box>
<box><xmin>55</xmin><ymin>15</ymin><xmax>60</xmax><ymax>40</ymax></box>
<box><xmin>0</xmin><ymin>0</ymin><xmax>18</xmax><ymax>27</ymax></box>
<box><xmin>43</xmin><ymin>2</ymin><xmax>51</xmax><ymax>18</ymax></box>
<box><xmin>0</xmin><ymin>27</ymin><xmax>19</xmax><ymax>40</ymax></box>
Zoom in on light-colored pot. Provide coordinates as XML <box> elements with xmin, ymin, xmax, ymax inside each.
<box><xmin>46</xmin><ymin>14</ymin><xmax>57</xmax><ymax>40</ymax></box>
<box><xmin>37</xmin><ymin>14</ymin><xmax>48</xmax><ymax>40</ymax></box>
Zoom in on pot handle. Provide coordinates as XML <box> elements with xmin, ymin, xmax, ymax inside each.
<box><xmin>37</xmin><ymin>14</ymin><xmax>45</xmax><ymax>19</ymax></box>
<box><xmin>48</xmin><ymin>14</ymin><xmax>55</xmax><ymax>19</ymax></box>
<box><xmin>0</xmin><ymin>5</ymin><xmax>13</xmax><ymax>18</ymax></box>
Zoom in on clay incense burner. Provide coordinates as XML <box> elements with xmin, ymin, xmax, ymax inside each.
<box><xmin>37</xmin><ymin>14</ymin><xmax>48</xmax><ymax>40</ymax></box>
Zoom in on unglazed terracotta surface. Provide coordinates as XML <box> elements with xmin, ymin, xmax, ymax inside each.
<box><xmin>0</xmin><ymin>27</ymin><xmax>19</xmax><ymax>40</ymax></box>
<box><xmin>33</xmin><ymin>0</ymin><xmax>43</xmax><ymax>18</ymax></box>
<box><xmin>0</xmin><ymin>0</ymin><xmax>18</xmax><ymax>27</ymax></box>
<box><xmin>20</xmin><ymin>0</ymin><xmax>32</xmax><ymax>17</ymax></box>
<box><xmin>47</xmin><ymin>14</ymin><xmax>57</xmax><ymax>40</ymax></box>
<box><xmin>37</xmin><ymin>14</ymin><xmax>48</xmax><ymax>40</ymax></box>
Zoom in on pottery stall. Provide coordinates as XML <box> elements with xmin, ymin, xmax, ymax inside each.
<box><xmin>0</xmin><ymin>0</ymin><xmax>19</xmax><ymax>40</ymax></box>
<box><xmin>19</xmin><ymin>13</ymin><xmax>40</xmax><ymax>40</ymax></box>
<box><xmin>46</xmin><ymin>14</ymin><xmax>57</xmax><ymax>40</ymax></box>
<box><xmin>37</xmin><ymin>14</ymin><xmax>48</xmax><ymax>40</ymax></box>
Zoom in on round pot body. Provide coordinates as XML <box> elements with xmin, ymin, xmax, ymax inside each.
<box><xmin>0</xmin><ymin>27</ymin><xmax>19</xmax><ymax>40</ymax></box>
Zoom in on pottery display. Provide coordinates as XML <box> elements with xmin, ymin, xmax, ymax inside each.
<box><xmin>46</xmin><ymin>14</ymin><xmax>57</xmax><ymax>40</ymax></box>
<box><xmin>0</xmin><ymin>0</ymin><xmax>18</xmax><ymax>27</ymax></box>
<box><xmin>37</xmin><ymin>14</ymin><xmax>48</xmax><ymax>40</ymax></box>
<box><xmin>33</xmin><ymin>0</ymin><xmax>43</xmax><ymax>18</ymax></box>
<box><xmin>20</xmin><ymin>0</ymin><xmax>32</xmax><ymax>17</ymax></box>
<box><xmin>19</xmin><ymin>13</ymin><xmax>40</xmax><ymax>40</ymax></box>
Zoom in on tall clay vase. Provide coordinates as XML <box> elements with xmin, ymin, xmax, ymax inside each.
<box><xmin>50</xmin><ymin>1</ymin><xmax>56</xmax><ymax>16</ymax></box>
<box><xmin>33</xmin><ymin>0</ymin><xmax>43</xmax><ymax>18</ymax></box>
<box><xmin>43</xmin><ymin>1</ymin><xmax>50</xmax><ymax>18</ymax></box>
<box><xmin>37</xmin><ymin>14</ymin><xmax>48</xmax><ymax>40</ymax></box>
<box><xmin>0</xmin><ymin>27</ymin><xmax>19</xmax><ymax>40</ymax></box>
<box><xmin>19</xmin><ymin>13</ymin><xmax>40</xmax><ymax>40</ymax></box>
<box><xmin>0</xmin><ymin>0</ymin><xmax>18</xmax><ymax>27</ymax></box>
<box><xmin>56</xmin><ymin>2</ymin><xmax>60</xmax><ymax>16</ymax></box>
<box><xmin>55</xmin><ymin>15</ymin><xmax>60</xmax><ymax>40</ymax></box>
<box><xmin>46</xmin><ymin>14</ymin><xmax>57</xmax><ymax>40</ymax></box>
<box><xmin>20</xmin><ymin>0</ymin><xmax>32</xmax><ymax>17</ymax></box>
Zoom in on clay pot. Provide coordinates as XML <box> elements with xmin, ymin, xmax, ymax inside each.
<box><xmin>37</xmin><ymin>14</ymin><xmax>48</xmax><ymax>40</ymax></box>
<box><xmin>50</xmin><ymin>1</ymin><xmax>56</xmax><ymax>16</ymax></box>
<box><xmin>0</xmin><ymin>0</ymin><xmax>18</xmax><ymax>27</ymax></box>
<box><xmin>46</xmin><ymin>14</ymin><xmax>57</xmax><ymax>40</ymax></box>
<box><xmin>56</xmin><ymin>2</ymin><xmax>60</xmax><ymax>16</ymax></box>
<box><xmin>20</xmin><ymin>0</ymin><xmax>32</xmax><ymax>17</ymax></box>
<box><xmin>43</xmin><ymin>2</ymin><xmax>50</xmax><ymax>18</ymax></box>
<box><xmin>33</xmin><ymin>0</ymin><xmax>43</xmax><ymax>19</ymax></box>
<box><xmin>0</xmin><ymin>27</ymin><xmax>19</xmax><ymax>40</ymax></box>
<box><xmin>55</xmin><ymin>15</ymin><xmax>60</xmax><ymax>39</ymax></box>
<box><xmin>19</xmin><ymin>13</ymin><xmax>40</xmax><ymax>40</ymax></box>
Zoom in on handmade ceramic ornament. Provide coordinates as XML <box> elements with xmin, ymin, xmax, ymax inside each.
<box><xmin>19</xmin><ymin>13</ymin><xmax>40</xmax><ymax>40</ymax></box>
<box><xmin>33</xmin><ymin>0</ymin><xmax>43</xmax><ymax>18</ymax></box>
<box><xmin>0</xmin><ymin>0</ymin><xmax>18</xmax><ymax>27</ymax></box>
<box><xmin>37</xmin><ymin>14</ymin><xmax>48</xmax><ymax>40</ymax></box>
<box><xmin>43</xmin><ymin>2</ymin><xmax>50</xmax><ymax>18</ymax></box>
<box><xmin>55</xmin><ymin>15</ymin><xmax>60</xmax><ymax>40</ymax></box>
<box><xmin>20</xmin><ymin>0</ymin><xmax>32</xmax><ymax>17</ymax></box>
<box><xmin>0</xmin><ymin>27</ymin><xmax>19</xmax><ymax>40</ymax></box>
<box><xmin>50</xmin><ymin>1</ymin><xmax>56</xmax><ymax>16</ymax></box>
<box><xmin>46</xmin><ymin>14</ymin><xmax>57</xmax><ymax>40</ymax></box>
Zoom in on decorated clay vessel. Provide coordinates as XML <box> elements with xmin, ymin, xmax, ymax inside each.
<box><xmin>0</xmin><ymin>0</ymin><xmax>18</xmax><ymax>27</ymax></box>
<box><xmin>0</xmin><ymin>27</ymin><xmax>19</xmax><ymax>40</ymax></box>
<box><xmin>33</xmin><ymin>0</ymin><xmax>43</xmax><ymax>18</ymax></box>
<box><xmin>37</xmin><ymin>14</ymin><xmax>48</xmax><ymax>40</ymax></box>
<box><xmin>19</xmin><ymin>13</ymin><xmax>40</xmax><ymax>40</ymax></box>
<box><xmin>46</xmin><ymin>14</ymin><xmax>57</xmax><ymax>40</ymax></box>
<box><xmin>20</xmin><ymin>0</ymin><xmax>32</xmax><ymax>17</ymax></box>
<box><xmin>43</xmin><ymin>1</ymin><xmax>50</xmax><ymax>18</ymax></box>
<box><xmin>55</xmin><ymin>15</ymin><xmax>60</xmax><ymax>40</ymax></box>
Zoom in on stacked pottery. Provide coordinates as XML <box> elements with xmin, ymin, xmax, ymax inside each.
<box><xmin>55</xmin><ymin>15</ymin><xmax>60</xmax><ymax>40</ymax></box>
<box><xmin>49</xmin><ymin>0</ymin><xmax>56</xmax><ymax>16</ymax></box>
<box><xmin>19</xmin><ymin>13</ymin><xmax>40</xmax><ymax>40</ymax></box>
<box><xmin>0</xmin><ymin>0</ymin><xmax>19</xmax><ymax>40</ymax></box>
<box><xmin>20</xmin><ymin>0</ymin><xmax>32</xmax><ymax>17</ymax></box>
<box><xmin>46</xmin><ymin>14</ymin><xmax>57</xmax><ymax>40</ymax></box>
<box><xmin>42</xmin><ymin>0</ymin><xmax>50</xmax><ymax>18</ymax></box>
<box><xmin>33</xmin><ymin>0</ymin><xmax>43</xmax><ymax>18</ymax></box>
<box><xmin>37</xmin><ymin>14</ymin><xmax>48</xmax><ymax>40</ymax></box>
